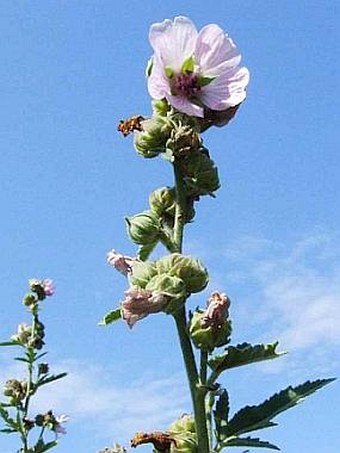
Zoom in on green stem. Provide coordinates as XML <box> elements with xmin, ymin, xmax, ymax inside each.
<box><xmin>173</xmin><ymin>309</ymin><xmax>210</xmax><ymax>452</ymax></box>
<box><xmin>172</xmin><ymin>160</ymin><xmax>210</xmax><ymax>452</ymax></box>
<box><xmin>200</xmin><ymin>350</ymin><xmax>208</xmax><ymax>384</ymax></box>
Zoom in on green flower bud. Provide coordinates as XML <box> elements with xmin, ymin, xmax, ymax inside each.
<box><xmin>183</xmin><ymin>149</ymin><xmax>220</xmax><ymax>197</ymax></box>
<box><xmin>126</xmin><ymin>211</ymin><xmax>160</xmax><ymax>246</ymax></box>
<box><xmin>149</xmin><ymin>186</ymin><xmax>176</xmax><ymax>217</ymax></box>
<box><xmin>134</xmin><ymin>116</ymin><xmax>172</xmax><ymax>158</ymax></box>
<box><xmin>128</xmin><ymin>261</ymin><xmax>158</xmax><ymax>289</ymax></box>
<box><xmin>156</xmin><ymin>254</ymin><xmax>209</xmax><ymax>294</ymax></box>
<box><xmin>145</xmin><ymin>274</ymin><xmax>186</xmax><ymax>308</ymax></box>
<box><xmin>168</xmin><ymin>414</ymin><xmax>197</xmax><ymax>453</ymax></box>
<box><xmin>23</xmin><ymin>293</ymin><xmax>36</xmax><ymax>307</ymax></box>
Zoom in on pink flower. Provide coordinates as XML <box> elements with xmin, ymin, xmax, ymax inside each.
<box><xmin>201</xmin><ymin>292</ymin><xmax>230</xmax><ymax>329</ymax></box>
<box><xmin>148</xmin><ymin>16</ymin><xmax>249</xmax><ymax>117</ymax></box>
<box><xmin>42</xmin><ymin>279</ymin><xmax>55</xmax><ymax>296</ymax></box>
<box><xmin>54</xmin><ymin>414</ymin><xmax>69</xmax><ymax>435</ymax></box>
<box><xmin>121</xmin><ymin>288</ymin><xmax>168</xmax><ymax>328</ymax></box>
<box><xmin>107</xmin><ymin>249</ymin><xmax>136</xmax><ymax>276</ymax></box>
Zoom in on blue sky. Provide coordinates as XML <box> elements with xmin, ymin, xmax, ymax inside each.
<box><xmin>0</xmin><ymin>1</ymin><xmax>339</xmax><ymax>452</ymax></box>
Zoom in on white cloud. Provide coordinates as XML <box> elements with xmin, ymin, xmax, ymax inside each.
<box><xmin>212</xmin><ymin>232</ymin><xmax>340</xmax><ymax>376</ymax></box>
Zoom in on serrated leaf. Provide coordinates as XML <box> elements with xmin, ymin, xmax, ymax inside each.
<box><xmin>137</xmin><ymin>242</ymin><xmax>157</xmax><ymax>261</ymax></box>
<box><xmin>221</xmin><ymin>436</ymin><xmax>280</xmax><ymax>451</ymax></box>
<box><xmin>214</xmin><ymin>389</ymin><xmax>229</xmax><ymax>441</ymax></box>
<box><xmin>223</xmin><ymin>378</ymin><xmax>335</xmax><ymax>438</ymax></box>
<box><xmin>209</xmin><ymin>342</ymin><xmax>283</xmax><ymax>375</ymax></box>
<box><xmin>98</xmin><ymin>308</ymin><xmax>122</xmax><ymax>326</ymax></box>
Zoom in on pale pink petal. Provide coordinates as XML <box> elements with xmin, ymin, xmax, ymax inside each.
<box><xmin>196</xmin><ymin>25</ymin><xmax>241</xmax><ymax>73</ymax></box>
<box><xmin>147</xmin><ymin>56</ymin><xmax>171</xmax><ymax>99</ymax></box>
<box><xmin>149</xmin><ymin>16</ymin><xmax>197</xmax><ymax>71</ymax></box>
<box><xmin>166</xmin><ymin>93</ymin><xmax>204</xmax><ymax>117</ymax></box>
<box><xmin>201</xmin><ymin>66</ymin><xmax>250</xmax><ymax>110</ymax></box>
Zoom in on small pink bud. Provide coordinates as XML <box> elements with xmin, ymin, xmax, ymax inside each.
<box><xmin>202</xmin><ymin>292</ymin><xmax>230</xmax><ymax>329</ymax></box>
<box><xmin>121</xmin><ymin>288</ymin><xmax>168</xmax><ymax>328</ymax></box>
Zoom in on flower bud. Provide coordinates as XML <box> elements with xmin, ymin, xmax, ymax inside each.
<box><xmin>3</xmin><ymin>379</ymin><xmax>27</xmax><ymax>404</ymax></box>
<box><xmin>189</xmin><ymin>292</ymin><xmax>232</xmax><ymax>351</ymax></box>
<box><xmin>149</xmin><ymin>186</ymin><xmax>176</xmax><ymax>217</ymax></box>
<box><xmin>156</xmin><ymin>254</ymin><xmax>209</xmax><ymax>294</ymax></box>
<box><xmin>125</xmin><ymin>211</ymin><xmax>160</xmax><ymax>246</ymax></box>
<box><xmin>183</xmin><ymin>149</ymin><xmax>220</xmax><ymax>197</ymax></box>
<box><xmin>11</xmin><ymin>323</ymin><xmax>32</xmax><ymax>345</ymax></box>
<box><xmin>23</xmin><ymin>293</ymin><xmax>36</xmax><ymax>307</ymax></box>
<box><xmin>134</xmin><ymin>116</ymin><xmax>172</xmax><ymax>158</ymax></box>
<box><xmin>168</xmin><ymin>414</ymin><xmax>197</xmax><ymax>453</ymax></box>
<box><xmin>166</xmin><ymin>124</ymin><xmax>201</xmax><ymax>158</ymax></box>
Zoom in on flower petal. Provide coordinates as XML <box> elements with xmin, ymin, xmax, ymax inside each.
<box><xmin>166</xmin><ymin>93</ymin><xmax>204</xmax><ymax>117</ymax></box>
<box><xmin>196</xmin><ymin>24</ymin><xmax>242</xmax><ymax>73</ymax></box>
<box><xmin>149</xmin><ymin>16</ymin><xmax>197</xmax><ymax>72</ymax></box>
<box><xmin>201</xmin><ymin>66</ymin><xmax>250</xmax><ymax>110</ymax></box>
<box><xmin>147</xmin><ymin>56</ymin><xmax>170</xmax><ymax>99</ymax></box>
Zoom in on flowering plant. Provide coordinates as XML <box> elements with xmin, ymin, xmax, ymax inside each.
<box><xmin>102</xmin><ymin>16</ymin><xmax>335</xmax><ymax>453</ymax></box>
<box><xmin>0</xmin><ymin>280</ymin><xmax>68</xmax><ymax>452</ymax></box>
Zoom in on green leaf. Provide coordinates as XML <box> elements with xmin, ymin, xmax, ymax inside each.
<box><xmin>0</xmin><ymin>428</ymin><xmax>17</xmax><ymax>433</ymax></box>
<box><xmin>0</xmin><ymin>340</ymin><xmax>21</xmax><ymax>347</ymax></box>
<box><xmin>181</xmin><ymin>55</ymin><xmax>195</xmax><ymax>74</ymax></box>
<box><xmin>198</xmin><ymin>75</ymin><xmax>216</xmax><ymax>87</ymax></box>
<box><xmin>221</xmin><ymin>436</ymin><xmax>280</xmax><ymax>451</ymax></box>
<box><xmin>209</xmin><ymin>342</ymin><xmax>283</xmax><ymax>375</ymax></box>
<box><xmin>223</xmin><ymin>378</ymin><xmax>336</xmax><ymax>438</ymax></box>
<box><xmin>37</xmin><ymin>372</ymin><xmax>67</xmax><ymax>387</ymax></box>
<box><xmin>214</xmin><ymin>389</ymin><xmax>229</xmax><ymax>442</ymax></box>
<box><xmin>137</xmin><ymin>242</ymin><xmax>157</xmax><ymax>261</ymax></box>
<box><xmin>14</xmin><ymin>357</ymin><xmax>30</xmax><ymax>363</ymax></box>
<box><xmin>98</xmin><ymin>308</ymin><xmax>122</xmax><ymax>326</ymax></box>
<box><xmin>34</xmin><ymin>440</ymin><xmax>58</xmax><ymax>452</ymax></box>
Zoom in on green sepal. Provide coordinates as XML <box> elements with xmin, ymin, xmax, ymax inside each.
<box><xmin>146</xmin><ymin>57</ymin><xmax>153</xmax><ymax>77</ymax></box>
<box><xmin>152</xmin><ymin>99</ymin><xmax>171</xmax><ymax>116</ymax></box>
<box><xmin>137</xmin><ymin>242</ymin><xmax>158</xmax><ymax>261</ymax></box>
<box><xmin>208</xmin><ymin>342</ymin><xmax>283</xmax><ymax>374</ymax></box>
<box><xmin>221</xmin><ymin>436</ymin><xmax>280</xmax><ymax>451</ymax></box>
<box><xmin>149</xmin><ymin>186</ymin><xmax>176</xmax><ymax>217</ymax></box>
<box><xmin>128</xmin><ymin>261</ymin><xmax>158</xmax><ymax>289</ymax></box>
<box><xmin>165</xmin><ymin>65</ymin><xmax>175</xmax><ymax>78</ymax></box>
<box><xmin>145</xmin><ymin>274</ymin><xmax>186</xmax><ymax>299</ymax></box>
<box><xmin>190</xmin><ymin>310</ymin><xmax>231</xmax><ymax>352</ymax></box>
<box><xmin>98</xmin><ymin>308</ymin><xmax>122</xmax><ymax>326</ymax></box>
<box><xmin>222</xmin><ymin>378</ymin><xmax>336</xmax><ymax>439</ymax></box>
<box><xmin>198</xmin><ymin>75</ymin><xmax>216</xmax><ymax>87</ymax></box>
<box><xmin>183</xmin><ymin>149</ymin><xmax>220</xmax><ymax>197</ymax></box>
<box><xmin>181</xmin><ymin>55</ymin><xmax>195</xmax><ymax>74</ymax></box>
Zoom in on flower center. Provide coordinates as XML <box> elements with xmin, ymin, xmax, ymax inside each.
<box><xmin>171</xmin><ymin>72</ymin><xmax>201</xmax><ymax>98</ymax></box>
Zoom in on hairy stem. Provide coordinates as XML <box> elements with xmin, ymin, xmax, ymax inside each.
<box><xmin>172</xmin><ymin>160</ymin><xmax>210</xmax><ymax>452</ymax></box>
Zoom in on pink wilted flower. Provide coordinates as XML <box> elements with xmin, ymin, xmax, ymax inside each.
<box><xmin>201</xmin><ymin>291</ymin><xmax>230</xmax><ymax>329</ymax></box>
<box><xmin>121</xmin><ymin>288</ymin><xmax>168</xmax><ymax>328</ymax></box>
<box><xmin>42</xmin><ymin>279</ymin><xmax>55</xmax><ymax>296</ymax></box>
<box><xmin>107</xmin><ymin>249</ymin><xmax>136</xmax><ymax>276</ymax></box>
<box><xmin>147</xmin><ymin>16</ymin><xmax>249</xmax><ymax>118</ymax></box>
